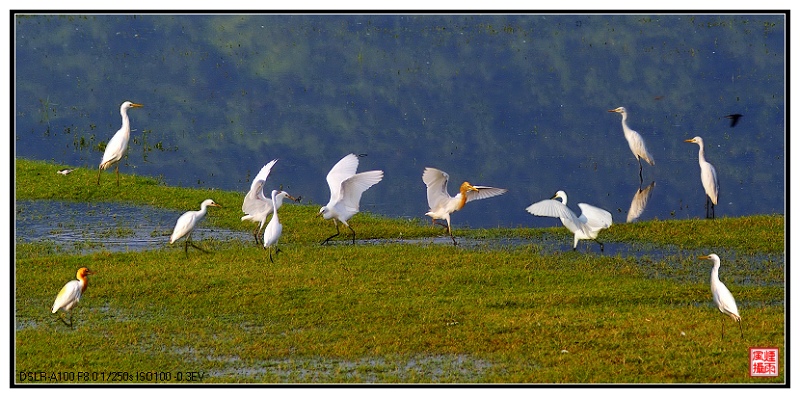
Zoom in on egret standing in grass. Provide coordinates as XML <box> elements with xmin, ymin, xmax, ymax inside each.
<box><xmin>685</xmin><ymin>136</ymin><xmax>719</xmax><ymax>219</ymax></box>
<box><xmin>52</xmin><ymin>267</ymin><xmax>95</xmax><ymax>328</ymax></box>
<box><xmin>319</xmin><ymin>153</ymin><xmax>384</xmax><ymax>245</ymax></box>
<box><xmin>608</xmin><ymin>106</ymin><xmax>655</xmax><ymax>183</ymax></box>
<box><xmin>170</xmin><ymin>199</ymin><xmax>222</xmax><ymax>256</ymax></box>
<box><xmin>422</xmin><ymin>167</ymin><xmax>508</xmax><ymax>245</ymax></box>
<box><xmin>241</xmin><ymin>159</ymin><xmax>298</xmax><ymax>245</ymax></box>
<box><xmin>263</xmin><ymin>190</ymin><xmax>293</xmax><ymax>262</ymax></box>
<box><xmin>526</xmin><ymin>190</ymin><xmax>612</xmax><ymax>251</ymax></box>
<box><xmin>699</xmin><ymin>254</ymin><xmax>742</xmax><ymax>339</ymax></box>
<box><xmin>97</xmin><ymin>101</ymin><xmax>143</xmax><ymax>186</ymax></box>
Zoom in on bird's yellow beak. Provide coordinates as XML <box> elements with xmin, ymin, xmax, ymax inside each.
<box><xmin>211</xmin><ymin>203</ymin><xmax>222</xmax><ymax>208</ymax></box>
<box><xmin>131</xmin><ymin>103</ymin><xmax>144</xmax><ymax>108</ymax></box>
<box><xmin>698</xmin><ymin>255</ymin><xmax>711</xmax><ymax>260</ymax></box>
<box><xmin>608</xmin><ymin>108</ymin><xmax>620</xmax><ymax>113</ymax></box>
<box><xmin>684</xmin><ymin>139</ymin><xmax>695</xmax><ymax>143</ymax></box>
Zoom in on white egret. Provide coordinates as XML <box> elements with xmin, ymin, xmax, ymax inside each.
<box><xmin>57</xmin><ymin>168</ymin><xmax>74</xmax><ymax>175</ymax></box>
<box><xmin>526</xmin><ymin>190</ymin><xmax>612</xmax><ymax>251</ymax></box>
<box><xmin>699</xmin><ymin>254</ymin><xmax>743</xmax><ymax>339</ymax></box>
<box><xmin>608</xmin><ymin>106</ymin><xmax>655</xmax><ymax>183</ymax></box>
<box><xmin>319</xmin><ymin>153</ymin><xmax>384</xmax><ymax>244</ymax></box>
<box><xmin>685</xmin><ymin>136</ymin><xmax>719</xmax><ymax>219</ymax></box>
<box><xmin>422</xmin><ymin>167</ymin><xmax>507</xmax><ymax>245</ymax></box>
<box><xmin>170</xmin><ymin>199</ymin><xmax>222</xmax><ymax>255</ymax></box>
<box><xmin>626</xmin><ymin>181</ymin><xmax>656</xmax><ymax>223</ymax></box>
<box><xmin>241</xmin><ymin>159</ymin><xmax>298</xmax><ymax>245</ymax></box>
<box><xmin>264</xmin><ymin>190</ymin><xmax>294</xmax><ymax>262</ymax></box>
<box><xmin>97</xmin><ymin>101</ymin><xmax>144</xmax><ymax>186</ymax></box>
<box><xmin>52</xmin><ymin>267</ymin><xmax>95</xmax><ymax>327</ymax></box>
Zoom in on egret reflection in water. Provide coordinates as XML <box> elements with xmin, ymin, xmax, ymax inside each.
<box><xmin>627</xmin><ymin>181</ymin><xmax>656</xmax><ymax>223</ymax></box>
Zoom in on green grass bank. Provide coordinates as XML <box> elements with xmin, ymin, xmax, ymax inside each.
<box><xmin>14</xmin><ymin>159</ymin><xmax>785</xmax><ymax>384</ymax></box>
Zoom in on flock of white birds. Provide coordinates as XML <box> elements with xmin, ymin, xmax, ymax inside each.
<box><xmin>50</xmin><ymin>100</ymin><xmax>739</xmax><ymax>339</ymax></box>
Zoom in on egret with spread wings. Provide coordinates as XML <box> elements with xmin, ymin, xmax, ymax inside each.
<box><xmin>422</xmin><ymin>167</ymin><xmax>507</xmax><ymax>245</ymax></box>
<box><xmin>526</xmin><ymin>190</ymin><xmax>612</xmax><ymax>251</ymax></box>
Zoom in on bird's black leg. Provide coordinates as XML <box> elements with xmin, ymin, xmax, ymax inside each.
<box><xmin>97</xmin><ymin>169</ymin><xmax>102</xmax><ymax>185</ymax></box>
<box><xmin>738</xmin><ymin>319</ymin><xmax>743</xmax><ymax>338</ymax></box>
<box><xmin>115</xmin><ymin>164</ymin><xmax>120</xmax><ymax>186</ymax></box>
<box><xmin>57</xmin><ymin>311</ymin><xmax>72</xmax><ymax>327</ymax></box>
<box><xmin>596</xmin><ymin>239</ymin><xmax>605</xmax><ymax>252</ymax></box>
<box><xmin>322</xmin><ymin>222</ymin><xmax>341</xmax><ymax>245</ymax></box>
<box><xmin>348</xmin><ymin>224</ymin><xmax>356</xmax><ymax>245</ymax></box>
<box><xmin>721</xmin><ymin>317</ymin><xmax>725</xmax><ymax>339</ymax></box>
<box><xmin>253</xmin><ymin>227</ymin><xmax>261</xmax><ymax>245</ymax></box>
<box><xmin>638</xmin><ymin>158</ymin><xmax>644</xmax><ymax>184</ymax></box>
<box><xmin>189</xmin><ymin>240</ymin><xmax>210</xmax><ymax>253</ymax></box>
<box><xmin>268</xmin><ymin>248</ymin><xmax>274</xmax><ymax>263</ymax></box>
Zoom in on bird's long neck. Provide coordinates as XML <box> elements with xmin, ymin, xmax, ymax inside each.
<box><xmin>78</xmin><ymin>275</ymin><xmax>88</xmax><ymax>293</ymax></box>
<box><xmin>457</xmin><ymin>185</ymin><xmax>471</xmax><ymax>210</ymax></box>
<box><xmin>197</xmin><ymin>205</ymin><xmax>209</xmax><ymax>219</ymax></box>
<box><xmin>696</xmin><ymin>143</ymin><xmax>707</xmax><ymax>165</ymax></box>
<box><xmin>619</xmin><ymin>113</ymin><xmax>633</xmax><ymax>135</ymax></box>
<box><xmin>711</xmin><ymin>261</ymin><xmax>720</xmax><ymax>285</ymax></box>
<box><xmin>120</xmin><ymin>108</ymin><xmax>131</xmax><ymax>134</ymax></box>
<box><xmin>272</xmin><ymin>194</ymin><xmax>280</xmax><ymax>217</ymax></box>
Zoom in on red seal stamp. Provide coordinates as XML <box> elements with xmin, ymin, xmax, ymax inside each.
<box><xmin>750</xmin><ymin>347</ymin><xmax>779</xmax><ymax>377</ymax></box>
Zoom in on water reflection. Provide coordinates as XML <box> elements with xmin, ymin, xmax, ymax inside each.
<box><xmin>627</xmin><ymin>181</ymin><xmax>656</xmax><ymax>223</ymax></box>
<box><xmin>13</xmin><ymin>14</ymin><xmax>785</xmax><ymax>229</ymax></box>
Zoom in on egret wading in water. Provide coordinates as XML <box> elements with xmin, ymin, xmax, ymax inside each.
<box><xmin>97</xmin><ymin>101</ymin><xmax>144</xmax><ymax>186</ymax></box>
<box><xmin>699</xmin><ymin>254</ymin><xmax>742</xmax><ymax>339</ymax></box>
<box><xmin>170</xmin><ymin>199</ymin><xmax>222</xmax><ymax>256</ymax></box>
<box><xmin>319</xmin><ymin>153</ymin><xmax>384</xmax><ymax>245</ymax></box>
<box><xmin>526</xmin><ymin>190</ymin><xmax>612</xmax><ymax>251</ymax></box>
<box><xmin>685</xmin><ymin>136</ymin><xmax>719</xmax><ymax>219</ymax></box>
<box><xmin>52</xmin><ymin>267</ymin><xmax>95</xmax><ymax>328</ymax></box>
<box><xmin>608</xmin><ymin>106</ymin><xmax>655</xmax><ymax>183</ymax></box>
<box><xmin>422</xmin><ymin>167</ymin><xmax>507</xmax><ymax>245</ymax></box>
<box><xmin>264</xmin><ymin>190</ymin><xmax>293</xmax><ymax>262</ymax></box>
<box><xmin>241</xmin><ymin>159</ymin><xmax>298</xmax><ymax>245</ymax></box>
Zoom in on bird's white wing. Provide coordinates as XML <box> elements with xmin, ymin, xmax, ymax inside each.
<box><xmin>250</xmin><ymin>159</ymin><xmax>278</xmax><ymax>192</ymax></box>
<box><xmin>577</xmin><ymin>203</ymin><xmax>613</xmax><ymax>231</ymax></box>
<box><xmin>326</xmin><ymin>154</ymin><xmax>360</xmax><ymax>202</ymax></box>
<box><xmin>702</xmin><ymin>162</ymin><xmax>719</xmax><ymax>204</ymax></box>
<box><xmin>713</xmin><ymin>281</ymin><xmax>740</xmax><ymax>318</ymax></box>
<box><xmin>526</xmin><ymin>199</ymin><xmax>583</xmax><ymax>234</ymax></box>
<box><xmin>52</xmin><ymin>280</ymin><xmax>81</xmax><ymax>313</ymax></box>
<box><xmin>100</xmin><ymin>127</ymin><xmax>127</xmax><ymax>166</ymax></box>
<box><xmin>170</xmin><ymin>211</ymin><xmax>196</xmax><ymax>243</ymax></box>
<box><xmin>465</xmin><ymin>186</ymin><xmax>508</xmax><ymax>203</ymax></box>
<box><xmin>242</xmin><ymin>180</ymin><xmax>269</xmax><ymax>215</ymax></box>
<box><xmin>339</xmin><ymin>170</ymin><xmax>384</xmax><ymax>215</ymax></box>
<box><xmin>422</xmin><ymin>167</ymin><xmax>451</xmax><ymax>209</ymax></box>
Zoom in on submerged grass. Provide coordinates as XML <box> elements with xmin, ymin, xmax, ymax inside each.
<box><xmin>14</xmin><ymin>159</ymin><xmax>786</xmax><ymax>384</ymax></box>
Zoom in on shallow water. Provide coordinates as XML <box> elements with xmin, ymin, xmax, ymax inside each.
<box><xmin>14</xmin><ymin>14</ymin><xmax>786</xmax><ymax>230</ymax></box>
<box><xmin>15</xmin><ymin>200</ymin><xmax>250</xmax><ymax>254</ymax></box>
<box><xmin>15</xmin><ymin>200</ymin><xmax>783</xmax><ymax>290</ymax></box>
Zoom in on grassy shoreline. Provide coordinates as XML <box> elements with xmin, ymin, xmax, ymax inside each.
<box><xmin>14</xmin><ymin>158</ymin><xmax>786</xmax><ymax>384</ymax></box>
